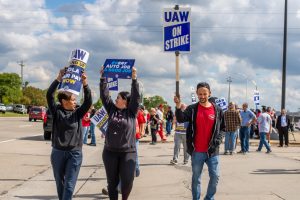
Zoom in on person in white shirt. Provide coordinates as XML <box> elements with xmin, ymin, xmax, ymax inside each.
<box><xmin>256</xmin><ymin>107</ymin><xmax>272</xmax><ymax>153</ymax></box>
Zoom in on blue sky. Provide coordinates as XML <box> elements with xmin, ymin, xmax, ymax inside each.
<box><xmin>1</xmin><ymin>0</ymin><xmax>300</xmax><ymax>111</ymax></box>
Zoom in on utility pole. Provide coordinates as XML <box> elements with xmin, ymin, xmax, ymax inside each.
<box><xmin>17</xmin><ymin>60</ymin><xmax>25</xmax><ymax>89</ymax></box>
<box><xmin>227</xmin><ymin>76</ymin><xmax>232</xmax><ymax>103</ymax></box>
<box><xmin>281</xmin><ymin>0</ymin><xmax>288</xmax><ymax>110</ymax></box>
<box><xmin>174</xmin><ymin>4</ymin><xmax>180</xmax><ymax>98</ymax></box>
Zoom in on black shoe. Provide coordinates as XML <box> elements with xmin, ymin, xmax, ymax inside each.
<box><xmin>87</xmin><ymin>143</ymin><xmax>96</xmax><ymax>146</ymax></box>
<box><xmin>278</xmin><ymin>145</ymin><xmax>283</xmax><ymax>147</ymax></box>
<box><xmin>102</xmin><ymin>187</ymin><xmax>108</xmax><ymax>195</ymax></box>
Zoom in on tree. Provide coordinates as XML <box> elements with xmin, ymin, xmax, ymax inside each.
<box><xmin>143</xmin><ymin>95</ymin><xmax>167</xmax><ymax>111</ymax></box>
<box><xmin>0</xmin><ymin>73</ymin><xmax>22</xmax><ymax>104</ymax></box>
<box><xmin>23</xmin><ymin>86</ymin><xmax>47</xmax><ymax>106</ymax></box>
<box><xmin>93</xmin><ymin>98</ymin><xmax>103</xmax><ymax>109</ymax></box>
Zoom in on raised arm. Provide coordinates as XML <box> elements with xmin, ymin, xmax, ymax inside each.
<box><xmin>46</xmin><ymin>68</ymin><xmax>65</xmax><ymax>115</ymax></box>
<box><xmin>99</xmin><ymin>67</ymin><xmax>115</xmax><ymax>114</ymax></box>
<box><xmin>76</xmin><ymin>72</ymin><xmax>93</xmax><ymax>118</ymax></box>
<box><xmin>128</xmin><ymin>67</ymin><xmax>140</xmax><ymax>116</ymax></box>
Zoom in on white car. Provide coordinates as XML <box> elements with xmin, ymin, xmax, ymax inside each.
<box><xmin>0</xmin><ymin>103</ymin><xmax>6</xmax><ymax>114</ymax></box>
<box><xmin>13</xmin><ymin>104</ymin><xmax>27</xmax><ymax>114</ymax></box>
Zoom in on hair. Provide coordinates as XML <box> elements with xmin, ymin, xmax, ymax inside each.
<box><xmin>262</xmin><ymin>107</ymin><xmax>267</xmax><ymax>112</ymax></box>
<box><xmin>57</xmin><ymin>91</ymin><xmax>73</xmax><ymax>104</ymax></box>
<box><xmin>196</xmin><ymin>82</ymin><xmax>211</xmax><ymax>91</ymax></box>
<box><xmin>118</xmin><ymin>91</ymin><xmax>131</xmax><ymax>105</ymax></box>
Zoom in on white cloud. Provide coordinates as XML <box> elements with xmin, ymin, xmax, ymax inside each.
<box><xmin>0</xmin><ymin>0</ymin><xmax>300</xmax><ymax>112</ymax></box>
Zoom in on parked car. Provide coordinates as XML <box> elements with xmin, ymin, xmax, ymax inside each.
<box><xmin>43</xmin><ymin>109</ymin><xmax>53</xmax><ymax>140</ymax></box>
<box><xmin>13</xmin><ymin>104</ymin><xmax>27</xmax><ymax>114</ymax></box>
<box><xmin>29</xmin><ymin>106</ymin><xmax>46</xmax><ymax>122</ymax></box>
<box><xmin>5</xmin><ymin>104</ymin><xmax>14</xmax><ymax>112</ymax></box>
<box><xmin>0</xmin><ymin>103</ymin><xmax>6</xmax><ymax>114</ymax></box>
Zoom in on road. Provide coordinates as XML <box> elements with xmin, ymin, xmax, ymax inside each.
<box><xmin>0</xmin><ymin>117</ymin><xmax>300</xmax><ymax>199</ymax></box>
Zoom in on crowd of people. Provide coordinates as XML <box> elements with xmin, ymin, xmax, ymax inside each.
<box><xmin>47</xmin><ymin>67</ymin><xmax>293</xmax><ymax>200</ymax></box>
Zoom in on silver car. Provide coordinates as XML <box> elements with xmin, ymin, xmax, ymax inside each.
<box><xmin>0</xmin><ymin>103</ymin><xmax>6</xmax><ymax>114</ymax></box>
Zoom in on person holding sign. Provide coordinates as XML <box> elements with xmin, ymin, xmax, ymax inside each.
<box><xmin>46</xmin><ymin>67</ymin><xmax>92</xmax><ymax>200</ymax></box>
<box><xmin>100</xmin><ymin>66</ymin><xmax>140</xmax><ymax>200</ymax></box>
<box><xmin>174</xmin><ymin>82</ymin><xmax>224</xmax><ymax>200</ymax></box>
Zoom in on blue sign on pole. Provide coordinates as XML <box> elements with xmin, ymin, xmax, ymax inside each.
<box><xmin>163</xmin><ymin>7</ymin><xmax>191</xmax><ymax>52</ymax></box>
<box><xmin>107</xmin><ymin>77</ymin><xmax>118</xmax><ymax>91</ymax></box>
<box><xmin>254</xmin><ymin>90</ymin><xmax>260</xmax><ymax>105</ymax></box>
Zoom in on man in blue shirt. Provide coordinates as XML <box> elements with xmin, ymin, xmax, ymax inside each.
<box><xmin>239</xmin><ymin>103</ymin><xmax>256</xmax><ymax>154</ymax></box>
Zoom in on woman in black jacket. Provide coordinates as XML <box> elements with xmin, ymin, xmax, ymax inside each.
<box><xmin>47</xmin><ymin>68</ymin><xmax>92</xmax><ymax>200</ymax></box>
<box><xmin>100</xmin><ymin>67</ymin><xmax>140</xmax><ymax>200</ymax></box>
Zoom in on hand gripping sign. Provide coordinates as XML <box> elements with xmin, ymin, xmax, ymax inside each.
<box><xmin>91</xmin><ymin>106</ymin><xmax>109</xmax><ymax>135</ymax></box>
<box><xmin>58</xmin><ymin>49</ymin><xmax>89</xmax><ymax>95</ymax></box>
<box><xmin>103</xmin><ymin>59</ymin><xmax>135</xmax><ymax>79</ymax></box>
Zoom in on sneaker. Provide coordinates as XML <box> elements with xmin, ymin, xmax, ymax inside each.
<box><xmin>102</xmin><ymin>187</ymin><xmax>108</xmax><ymax>195</ymax></box>
<box><xmin>266</xmin><ymin>150</ymin><xmax>272</xmax><ymax>153</ymax></box>
<box><xmin>229</xmin><ymin>151</ymin><xmax>233</xmax><ymax>155</ymax></box>
<box><xmin>256</xmin><ymin>149</ymin><xmax>261</xmax><ymax>152</ymax></box>
<box><xmin>224</xmin><ymin>151</ymin><xmax>229</xmax><ymax>155</ymax></box>
<box><xmin>87</xmin><ymin>143</ymin><xmax>96</xmax><ymax>146</ymax></box>
<box><xmin>149</xmin><ymin>142</ymin><xmax>156</xmax><ymax>145</ymax></box>
<box><xmin>278</xmin><ymin>145</ymin><xmax>283</xmax><ymax>147</ymax></box>
<box><xmin>284</xmin><ymin>145</ymin><xmax>289</xmax><ymax>147</ymax></box>
<box><xmin>170</xmin><ymin>159</ymin><xmax>178</xmax><ymax>165</ymax></box>
<box><xmin>237</xmin><ymin>150</ymin><xmax>244</xmax><ymax>154</ymax></box>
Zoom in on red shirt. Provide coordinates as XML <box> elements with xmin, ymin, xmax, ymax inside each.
<box><xmin>82</xmin><ymin>112</ymin><xmax>91</xmax><ymax>127</ymax></box>
<box><xmin>194</xmin><ymin>104</ymin><xmax>215</xmax><ymax>152</ymax></box>
<box><xmin>137</xmin><ymin>110</ymin><xmax>146</xmax><ymax>124</ymax></box>
<box><xmin>135</xmin><ymin>118</ymin><xmax>141</xmax><ymax>139</ymax></box>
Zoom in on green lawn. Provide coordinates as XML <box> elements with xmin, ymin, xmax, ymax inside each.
<box><xmin>0</xmin><ymin>112</ymin><xmax>28</xmax><ymax>117</ymax></box>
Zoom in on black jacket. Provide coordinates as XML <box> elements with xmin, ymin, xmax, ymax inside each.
<box><xmin>100</xmin><ymin>78</ymin><xmax>140</xmax><ymax>152</ymax></box>
<box><xmin>276</xmin><ymin>115</ymin><xmax>290</xmax><ymax>129</ymax></box>
<box><xmin>47</xmin><ymin>80</ymin><xmax>92</xmax><ymax>151</ymax></box>
<box><xmin>175</xmin><ymin>102</ymin><xmax>225</xmax><ymax>157</ymax></box>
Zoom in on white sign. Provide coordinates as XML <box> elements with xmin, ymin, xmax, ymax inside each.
<box><xmin>163</xmin><ymin>7</ymin><xmax>191</xmax><ymax>52</ymax></box>
<box><xmin>215</xmin><ymin>97</ymin><xmax>228</xmax><ymax>111</ymax></box>
<box><xmin>91</xmin><ymin>106</ymin><xmax>109</xmax><ymax>134</ymax></box>
<box><xmin>253</xmin><ymin>90</ymin><xmax>260</xmax><ymax>105</ymax></box>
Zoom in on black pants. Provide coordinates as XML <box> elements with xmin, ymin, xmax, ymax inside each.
<box><xmin>151</xmin><ymin>129</ymin><xmax>157</xmax><ymax>143</ymax></box>
<box><xmin>102</xmin><ymin>149</ymin><xmax>136</xmax><ymax>200</ymax></box>
<box><xmin>278</xmin><ymin>127</ymin><xmax>289</xmax><ymax>146</ymax></box>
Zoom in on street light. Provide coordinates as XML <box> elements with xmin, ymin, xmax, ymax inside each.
<box><xmin>226</xmin><ymin>76</ymin><xmax>232</xmax><ymax>103</ymax></box>
<box><xmin>233</xmin><ymin>72</ymin><xmax>258</xmax><ymax>103</ymax></box>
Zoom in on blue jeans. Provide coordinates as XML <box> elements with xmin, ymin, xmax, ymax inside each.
<box><xmin>166</xmin><ymin>120</ymin><xmax>172</xmax><ymax>135</ymax></box>
<box><xmin>51</xmin><ymin>148</ymin><xmax>82</xmax><ymax>200</ymax></box>
<box><xmin>90</xmin><ymin>123</ymin><xmax>96</xmax><ymax>144</ymax></box>
<box><xmin>192</xmin><ymin>152</ymin><xmax>220</xmax><ymax>200</ymax></box>
<box><xmin>239</xmin><ymin>127</ymin><xmax>250</xmax><ymax>152</ymax></box>
<box><xmin>82</xmin><ymin>126</ymin><xmax>90</xmax><ymax>144</ymax></box>
<box><xmin>257</xmin><ymin>132</ymin><xmax>271</xmax><ymax>151</ymax></box>
<box><xmin>224</xmin><ymin>131</ymin><xmax>237</xmax><ymax>152</ymax></box>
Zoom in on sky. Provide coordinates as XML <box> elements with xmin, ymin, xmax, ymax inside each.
<box><xmin>0</xmin><ymin>0</ymin><xmax>300</xmax><ymax>111</ymax></box>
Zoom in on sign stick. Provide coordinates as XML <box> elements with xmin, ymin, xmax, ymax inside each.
<box><xmin>175</xmin><ymin>51</ymin><xmax>180</xmax><ymax>97</ymax></box>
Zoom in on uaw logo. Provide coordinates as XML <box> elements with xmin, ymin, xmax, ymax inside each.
<box><xmin>58</xmin><ymin>49</ymin><xmax>90</xmax><ymax>96</ymax></box>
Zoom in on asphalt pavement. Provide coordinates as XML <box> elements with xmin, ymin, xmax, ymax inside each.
<box><xmin>1</xmin><ymin>128</ymin><xmax>300</xmax><ymax>200</ymax></box>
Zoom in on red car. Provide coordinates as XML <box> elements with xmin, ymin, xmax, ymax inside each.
<box><xmin>29</xmin><ymin>106</ymin><xmax>46</xmax><ymax>122</ymax></box>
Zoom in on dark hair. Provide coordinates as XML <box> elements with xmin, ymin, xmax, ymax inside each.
<box><xmin>262</xmin><ymin>107</ymin><xmax>267</xmax><ymax>112</ymax></box>
<box><xmin>57</xmin><ymin>91</ymin><xmax>72</xmax><ymax>104</ymax></box>
<box><xmin>197</xmin><ymin>82</ymin><xmax>211</xmax><ymax>91</ymax></box>
<box><xmin>119</xmin><ymin>91</ymin><xmax>131</xmax><ymax>104</ymax></box>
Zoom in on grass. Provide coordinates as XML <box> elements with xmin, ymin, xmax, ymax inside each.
<box><xmin>0</xmin><ymin>112</ymin><xmax>28</xmax><ymax>117</ymax></box>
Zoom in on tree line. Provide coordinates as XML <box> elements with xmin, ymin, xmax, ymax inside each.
<box><xmin>0</xmin><ymin>73</ymin><xmax>167</xmax><ymax>110</ymax></box>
